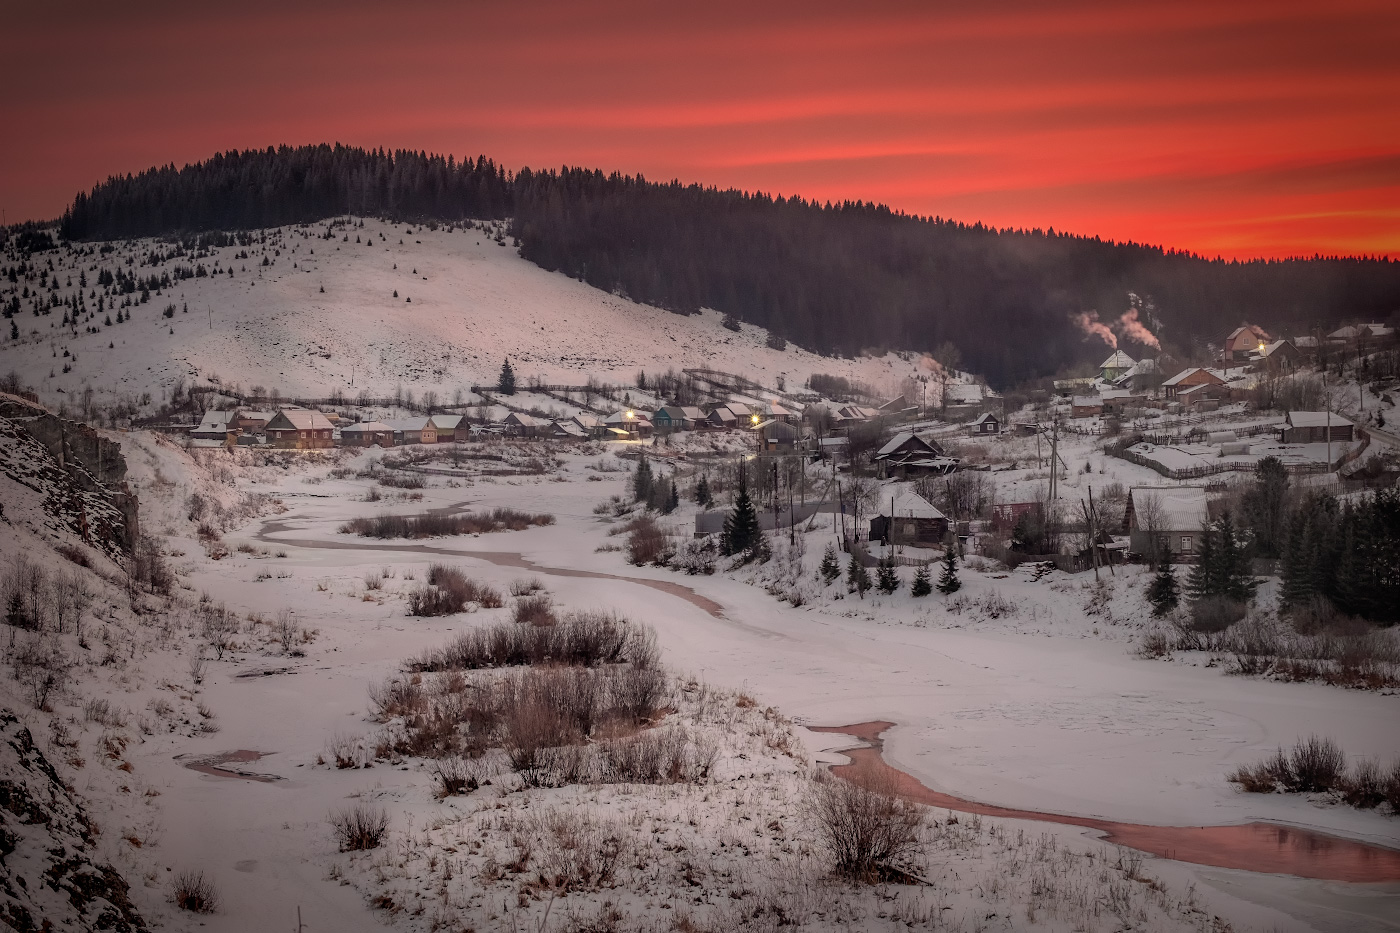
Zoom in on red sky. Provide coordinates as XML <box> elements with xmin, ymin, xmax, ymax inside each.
<box><xmin>3</xmin><ymin>0</ymin><xmax>1398</xmax><ymax>258</ymax></box>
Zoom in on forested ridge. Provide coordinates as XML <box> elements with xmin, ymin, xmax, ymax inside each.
<box><xmin>57</xmin><ymin>144</ymin><xmax>1400</xmax><ymax>386</ymax></box>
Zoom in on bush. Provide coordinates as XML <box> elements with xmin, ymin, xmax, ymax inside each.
<box><xmin>329</xmin><ymin>803</ymin><xmax>390</xmax><ymax>851</ymax></box>
<box><xmin>511</xmin><ymin>594</ymin><xmax>556</xmax><ymax>626</ymax></box>
<box><xmin>169</xmin><ymin>870</ymin><xmax>220</xmax><ymax>913</ymax></box>
<box><xmin>509</xmin><ymin>577</ymin><xmax>546</xmax><ymax>597</ymax></box>
<box><xmin>11</xmin><ymin>637</ymin><xmax>71</xmax><ymax>710</ymax></box>
<box><xmin>432</xmin><ymin>756</ymin><xmax>483</xmax><ymax>796</ymax></box>
<box><xmin>1190</xmin><ymin>595</ymin><xmax>1246</xmax><ymax>633</ymax></box>
<box><xmin>1228</xmin><ymin>748</ymin><xmax>1292</xmax><ymax>792</ymax></box>
<box><xmin>1287</xmin><ymin>735</ymin><xmax>1346</xmax><ymax>793</ymax></box>
<box><xmin>1341</xmin><ymin>758</ymin><xmax>1387</xmax><ymax>808</ymax></box>
<box><xmin>626</xmin><ymin>514</ymin><xmax>669</xmax><ymax>565</ymax></box>
<box><xmin>808</xmin><ymin>765</ymin><xmax>924</xmax><ymax>881</ymax></box>
<box><xmin>409</xmin><ymin>565</ymin><xmax>504</xmax><ymax>615</ymax></box>
<box><xmin>339</xmin><ymin>508</ymin><xmax>554</xmax><ymax>538</ymax></box>
<box><xmin>409</xmin><ymin>612</ymin><xmax>658</xmax><ymax>672</ymax></box>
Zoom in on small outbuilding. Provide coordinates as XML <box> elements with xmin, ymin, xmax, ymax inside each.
<box><xmin>1280</xmin><ymin>411</ymin><xmax>1354</xmax><ymax>444</ymax></box>
<box><xmin>869</xmin><ymin>490</ymin><xmax>950</xmax><ymax>547</ymax></box>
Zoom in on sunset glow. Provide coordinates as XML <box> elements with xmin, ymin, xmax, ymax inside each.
<box><xmin>4</xmin><ymin>0</ymin><xmax>1397</xmax><ymax>257</ymax></box>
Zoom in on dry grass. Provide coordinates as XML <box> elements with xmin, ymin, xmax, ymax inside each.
<box><xmin>329</xmin><ymin>803</ymin><xmax>390</xmax><ymax>851</ymax></box>
<box><xmin>339</xmin><ymin>508</ymin><xmax>554</xmax><ymax>538</ymax></box>
<box><xmin>169</xmin><ymin>870</ymin><xmax>220</xmax><ymax>913</ymax></box>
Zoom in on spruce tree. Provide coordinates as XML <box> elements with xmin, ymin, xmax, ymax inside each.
<box><xmin>1185</xmin><ymin>521</ymin><xmax>1217</xmax><ymax>603</ymax></box>
<box><xmin>694</xmin><ymin>473</ymin><xmax>712</xmax><ymax>507</ymax></box>
<box><xmin>1215</xmin><ymin>513</ymin><xmax>1257</xmax><ymax>603</ymax></box>
<box><xmin>819</xmin><ymin>543</ymin><xmax>842</xmax><ymax>584</ymax></box>
<box><xmin>876</xmin><ymin>556</ymin><xmax>900</xmax><ymax>595</ymax></box>
<box><xmin>5</xmin><ymin>590</ymin><xmax>27</xmax><ymax>629</ymax></box>
<box><xmin>663</xmin><ymin>478</ymin><xmax>680</xmax><ymax>514</ymax></box>
<box><xmin>1146</xmin><ymin>555</ymin><xmax>1179</xmax><ymax>617</ymax></box>
<box><xmin>497</xmin><ymin>358</ymin><xmax>516</xmax><ymax>395</ymax></box>
<box><xmin>631</xmin><ymin>453</ymin><xmax>654</xmax><ymax>504</ymax></box>
<box><xmin>720</xmin><ymin>468</ymin><xmax>761</xmax><ymax>558</ymax></box>
<box><xmin>937</xmin><ymin>546</ymin><xmax>961</xmax><ymax>595</ymax></box>
<box><xmin>847</xmin><ymin>553</ymin><xmax>872</xmax><ymax>598</ymax></box>
<box><xmin>911</xmin><ymin>562</ymin><xmax>933</xmax><ymax>597</ymax></box>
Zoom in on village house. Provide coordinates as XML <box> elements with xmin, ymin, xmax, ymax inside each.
<box><xmin>1071</xmin><ymin>396</ymin><xmax>1103</xmax><ymax>418</ymax></box>
<box><xmin>1222</xmin><ymin>324</ymin><xmax>1270</xmax><ymax>362</ymax></box>
<box><xmin>1176</xmin><ymin>382</ymin><xmax>1228</xmax><ymax>412</ymax></box>
<box><xmin>1161</xmin><ymin>366</ymin><xmax>1226</xmax><ymax>399</ymax></box>
<box><xmin>501</xmin><ymin>412</ymin><xmax>541</xmax><ymax>437</ymax></box>
<box><xmin>877</xmin><ymin>395</ymin><xmax>918</xmax><ymax>417</ymax></box>
<box><xmin>547</xmin><ymin>420</ymin><xmax>587</xmax><ymax>440</ymax></box>
<box><xmin>869</xmin><ymin>490</ymin><xmax>949</xmax><ymax>547</ymax></box>
<box><xmin>428</xmin><ymin>413</ymin><xmax>466</xmax><ymax>443</ymax></box>
<box><xmin>384</xmin><ymin>417</ymin><xmax>437</xmax><ymax>445</ymax></box>
<box><xmin>756</xmin><ymin>419</ymin><xmax>801</xmax><ymax>452</ymax></box>
<box><xmin>604</xmin><ymin>409</ymin><xmax>652</xmax><ymax>438</ymax></box>
<box><xmin>652</xmin><ymin>406</ymin><xmax>692</xmax><ymax>432</ymax></box>
<box><xmin>704</xmin><ymin>406</ymin><xmax>741</xmax><ymax>429</ymax></box>
<box><xmin>1112</xmin><ymin>358</ymin><xmax>1162</xmax><ymax>394</ymax></box>
<box><xmin>190</xmin><ymin>409</ymin><xmax>237</xmax><ymax>441</ymax></box>
<box><xmin>232</xmin><ymin>409</ymin><xmax>274</xmax><ymax>433</ymax></box>
<box><xmin>569</xmin><ymin>414</ymin><xmax>604</xmax><ymax>439</ymax></box>
<box><xmin>1099</xmin><ymin>350</ymin><xmax>1136</xmax><ymax>382</ymax></box>
<box><xmin>1279</xmin><ymin>411</ymin><xmax>1355</xmax><ymax>444</ymax></box>
<box><xmin>874</xmin><ymin>431</ymin><xmax>956</xmax><ymax>478</ymax></box>
<box><xmin>339</xmin><ymin>420</ymin><xmax>394</xmax><ymax>448</ymax></box>
<box><xmin>762</xmin><ymin>401</ymin><xmax>799</xmax><ymax>423</ymax></box>
<box><xmin>1124</xmin><ymin>486</ymin><xmax>1211</xmax><ymax>560</ymax></box>
<box><xmin>1250</xmin><ymin>339</ymin><xmax>1301</xmax><ymax>374</ymax></box>
<box><xmin>966</xmin><ymin>412</ymin><xmax>1001</xmax><ymax>435</ymax></box>
<box><xmin>265</xmin><ymin>408</ymin><xmax>335</xmax><ymax>449</ymax></box>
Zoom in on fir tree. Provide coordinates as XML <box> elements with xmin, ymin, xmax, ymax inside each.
<box><xmin>847</xmin><ymin>553</ymin><xmax>872</xmax><ymax>598</ymax></box>
<box><xmin>937</xmin><ymin>546</ymin><xmax>961</xmax><ymax>595</ymax></box>
<box><xmin>663</xmin><ymin>477</ymin><xmax>680</xmax><ymax>514</ymax></box>
<box><xmin>497</xmin><ymin>358</ymin><xmax>516</xmax><ymax>395</ymax></box>
<box><xmin>694</xmin><ymin>473</ymin><xmax>712</xmax><ymax>508</ymax></box>
<box><xmin>5</xmin><ymin>590</ymin><xmax>27</xmax><ymax>630</ymax></box>
<box><xmin>1146</xmin><ymin>555</ymin><xmax>1179</xmax><ymax>617</ymax></box>
<box><xmin>1185</xmin><ymin>521</ymin><xmax>1217</xmax><ymax>603</ymax></box>
<box><xmin>819</xmin><ymin>543</ymin><xmax>842</xmax><ymax>584</ymax></box>
<box><xmin>1215</xmin><ymin>513</ymin><xmax>1257</xmax><ymax>603</ymax></box>
<box><xmin>8</xmin><ymin>320</ymin><xmax>16</xmax><ymax>341</ymax></box>
<box><xmin>631</xmin><ymin>452</ymin><xmax>654</xmax><ymax>504</ymax></box>
<box><xmin>910</xmin><ymin>562</ymin><xmax>933</xmax><ymax>597</ymax></box>
<box><xmin>876</xmin><ymin>557</ymin><xmax>900</xmax><ymax>595</ymax></box>
<box><xmin>720</xmin><ymin>468</ymin><xmax>761</xmax><ymax>559</ymax></box>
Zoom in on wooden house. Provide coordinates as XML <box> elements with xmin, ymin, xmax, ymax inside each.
<box><xmin>704</xmin><ymin>407</ymin><xmax>740</xmax><ymax>429</ymax></box>
<box><xmin>232</xmin><ymin>409</ymin><xmax>274</xmax><ymax>433</ymax></box>
<box><xmin>1250</xmin><ymin>340</ymin><xmax>1301</xmax><ymax>374</ymax></box>
<box><xmin>604</xmin><ymin>410</ymin><xmax>652</xmax><ymax>438</ymax></box>
<box><xmin>339</xmin><ymin>421</ymin><xmax>394</xmax><ymax>447</ymax></box>
<box><xmin>869</xmin><ymin>490</ymin><xmax>949</xmax><ymax>547</ymax></box>
<box><xmin>428</xmin><ymin>414</ymin><xmax>466</xmax><ymax>442</ymax></box>
<box><xmin>1161</xmin><ymin>367</ymin><xmax>1226</xmax><ymax>399</ymax></box>
<box><xmin>1125</xmin><ymin>486</ymin><xmax>1211</xmax><ymax>559</ymax></box>
<box><xmin>190</xmin><ymin>409</ymin><xmax>237</xmax><ymax>441</ymax></box>
<box><xmin>1071</xmin><ymin>396</ymin><xmax>1103</xmax><ymax>418</ymax></box>
<box><xmin>265</xmin><ymin>408</ymin><xmax>335</xmax><ymax>449</ymax></box>
<box><xmin>1222</xmin><ymin>324</ymin><xmax>1269</xmax><ymax>362</ymax></box>
<box><xmin>874</xmin><ymin>432</ymin><xmax>956</xmax><ymax>477</ymax></box>
<box><xmin>569</xmin><ymin>414</ymin><xmax>605</xmax><ymax>439</ymax></box>
<box><xmin>966</xmin><ymin>412</ymin><xmax>1001</xmax><ymax>436</ymax></box>
<box><xmin>653</xmin><ymin>406</ymin><xmax>703</xmax><ymax>432</ymax></box>
<box><xmin>385</xmin><ymin>417</ymin><xmax>436</xmax><ymax>445</ymax></box>
<box><xmin>548</xmin><ymin>420</ymin><xmax>587</xmax><ymax>440</ymax></box>
<box><xmin>1280</xmin><ymin>411</ymin><xmax>1354</xmax><ymax>444</ymax></box>
<box><xmin>502</xmin><ymin>412</ymin><xmax>541</xmax><ymax>437</ymax></box>
<box><xmin>756</xmin><ymin>419</ymin><xmax>800</xmax><ymax>452</ymax></box>
<box><xmin>1099</xmin><ymin>350</ymin><xmax>1136</xmax><ymax>382</ymax></box>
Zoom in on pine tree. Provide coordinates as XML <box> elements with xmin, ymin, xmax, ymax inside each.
<box><xmin>876</xmin><ymin>557</ymin><xmax>900</xmax><ymax>595</ymax></box>
<box><xmin>631</xmin><ymin>452</ymin><xmax>654</xmax><ymax>504</ymax></box>
<box><xmin>497</xmin><ymin>358</ymin><xmax>516</xmax><ymax>395</ymax></box>
<box><xmin>1146</xmin><ymin>555</ymin><xmax>1179</xmax><ymax>617</ymax></box>
<box><xmin>694</xmin><ymin>473</ymin><xmax>712</xmax><ymax>507</ymax></box>
<box><xmin>720</xmin><ymin>468</ymin><xmax>761</xmax><ymax>558</ymax></box>
<box><xmin>847</xmin><ymin>553</ymin><xmax>872</xmax><ymax>598</ymax></box>
<box><xmin>937</xmin><ymin>546</ymin><xmax>961</xmax><ymax>595</ymax></box>
<box><xmin>819</xmin><ymin>543</ymin><xmax>842</xmax><ymax>584</ymax></box>
<box><xmin>910</xmin><ymin>562</ymin><xmax>933</xmax><ymax>597</ymax></box>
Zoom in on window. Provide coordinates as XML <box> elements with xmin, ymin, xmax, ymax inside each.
<box><xmin>1180</xmin><ymin>535</ymin><xmax>1193</xmax><ymax>553</ymax></box>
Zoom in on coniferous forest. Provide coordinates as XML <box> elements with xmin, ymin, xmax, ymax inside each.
<box><xmin>56</xmin><ymin>144</ymin><xmax>1400</xmax><ymax>386</ymax></box>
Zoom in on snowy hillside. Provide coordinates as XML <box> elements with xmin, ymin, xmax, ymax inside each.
<box><xmin>1</xmin><ymin>219</ymin><xmax>926</xmax><ymax>409</ymax></box>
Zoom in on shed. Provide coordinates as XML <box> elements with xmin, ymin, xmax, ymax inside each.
<box><xmin>1280</xmin><ymin>411</ymin><xmax>1354</xmax><ymax>444</ymax></box>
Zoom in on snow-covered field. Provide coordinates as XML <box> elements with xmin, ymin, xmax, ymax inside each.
<box><xmin>0</xmin><ymin>434</ymin><xmax>1375</xmax><ymax>932</ymax></box>
<box><xmin>0</xmin><ymin>219</ymin><xmax>923</xmax><ymax>407</ymax></box>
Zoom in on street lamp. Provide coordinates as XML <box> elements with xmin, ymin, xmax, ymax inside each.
<box><xmin>625</xmin><ymin>409</ymin><xmax>635</xmax><ymax>439</ymax></box>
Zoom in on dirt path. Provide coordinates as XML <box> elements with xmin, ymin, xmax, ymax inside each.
<box><xmin>812</xmin><ymin>722</ymin><xmax>1400</xmax><ymax>883</ymax></box>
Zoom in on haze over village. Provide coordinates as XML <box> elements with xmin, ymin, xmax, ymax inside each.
<box><xmin>0</xmin><ymin>3</ymin><xmax>1398</xmax><ymax>933</ymax></box>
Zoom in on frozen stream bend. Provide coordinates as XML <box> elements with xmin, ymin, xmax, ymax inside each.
<box><xmin>250</xmin><ymin>510</ymin><xmax>1400</xmax><ymax>931</ymax></box>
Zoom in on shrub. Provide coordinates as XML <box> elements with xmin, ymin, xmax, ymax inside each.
<box><xmin>1386</xmin><ymin>760</ymin><xmax>1400</xmax><ymax>811</ymax></box>
<box><xmin>626</xmin><ymin>514</ymin><xmax>669</xmax><ymax>565</ymax></box>
<box><xmin>169</xmin><ymin>870</ymin><xmax>220</xmax><ymax>913</ymax></box>
<box><xmin>1228</xmin><ymin>748</ymin><xmax>1292</xmax><ymax>792</ymax></box>
<box><xmin>1190</xmin><ymin>596</ymin><xmax>1246</xmax><ymax>633</ymax></box>
<box><xmin>1287</xmin><ymin>735</ymin><xmax>1346</xmax><ymax>793</ymax></box>
<box><xmin>511</xmin><ymin>594</ymin><xmax>556</xmax><ymax>626</ymax></box>
<box><xmin>11</xmin><ymin>637</ymin><xmax>71</xmax><ymax>710</ymax></box>
<box><xmin>1341</xmin><ymin>758</ymin><xmax>1387</xmax><ymax>808</ymax></box>
<box><xmin>808</xmin><ymin>765</ymin><xmax>924</xmax><ymax>881</ymax></box>
<box><xmin>509</xmin><ymin>577</ymin><xmax>546</xmax><ymax>597</ymax></box>
<box><xmin>408</xmin><ymin>612</ymin><xmax>657</xmax><ymax>672</ymax></box>
<box><xmin>339</xmin><ymin>508</ymin><xmax>554</xmax><ymax>538</ymax></box>
<box><xmin>329</xmin><ymin>804</ymin><xmax>390</xmax><ymax>851</ymax></box>
<box><xmin>432</xmin><ymin>756</ymin><xmax>483</xmax><ymax>797</ymax></box>
<box><xmin>409</xmin><ymin>565</ymin><xmax>503</xmax><ymax>615</ymax></box>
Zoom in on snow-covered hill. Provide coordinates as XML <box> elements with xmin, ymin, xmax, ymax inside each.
<box><xmin>1</xmin><ymin>219</ymin><xmax>924</xmax><ymax>410</ymax></box>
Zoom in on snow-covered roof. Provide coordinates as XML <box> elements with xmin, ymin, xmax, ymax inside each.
<box><xmin>342</xmin><ymin>420</ymin><xmax>392</xmax><ymax>433</ymax></box>
<box><xmin>724</xmin><ymin>402</ymin><xmax>751</xmax><ymax>416</ymax></box>
<box><xmin>429</xmin><ymin>414</ymin><xmax>463</xmax><ymax>430</ymax></box>
<box><xmin>882</xmin><ymin>490</ymin><xmax>946</xmax><ymax>521</ymax></box>
<box><xmin>1130</xmin><ymin>486</ymin><xmax>1209</xmax><ymax>532</ymax></box>
<box><xmin>1100</xmin><ymin>350</ymin><xmax>1136</xmax><ymax>369</ymax></box>
<box><xmin>680</xmin><ymin>406</ymin><xmax>706</xmax><ymax>420</ymax></box>
<box><xmin>967</xmin><ymin>412</ymin><xmax>998</xmax><ymax>425</ymax></box>
<box><xmin>604</xmin><ymin>410</ymin><xmax>650</xmax><ymax>425</ymax></box>
<box><xmin>196</xmin><ymin>410</ymin><xmax>236</xmax><ymax>430</ymax></box>
<box><xmin>270</xmin><ymin>409</ymin><xmax>334</xmax><ymax>431</ymax></box>
<box><xmin>944</xmin><ymin>383</ymin><xmax>985</xmax><ymax>404</ymax></box>
<box><xmin>1072</xmin><ymin>396</ymin><xmax>1101</xmax><ymax>407</ymax></box>
<box><xmin>504</xmin><ymin>412</ymin><xmax>539</xmax><ymax>427</ymax></box>
<box><xmin>1162</xmin><ymin>367</ymin><xmax>1223</xmax><ymax>387</ymax></box>
<box><xmin>875</xmin><ymin>431</ymin><xmax>938</xmax><ymax>458</ymax></box>
<box><xmin>551</xmin><ymin>420</ymin><xmax>585</xmax><ymax>436</ymax></box>
<box><xmin>571</xmin><ymin>414</ymin><xmax>601</xmax><ymax>429</ymax></box>
<box><xmin>383</xmin><ymin>417</ymin><xmax>431</xmax><ymax>431</ymax></box>
<box><xmin>1286</xmin><ymin>411</ymin><xmax>1354</xmax><ymax>429</ymax></box>
<box><xmin>1329</xmin><ymin>325</ymin><xmax>1362</xmax><ymax>339</ymax></box>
